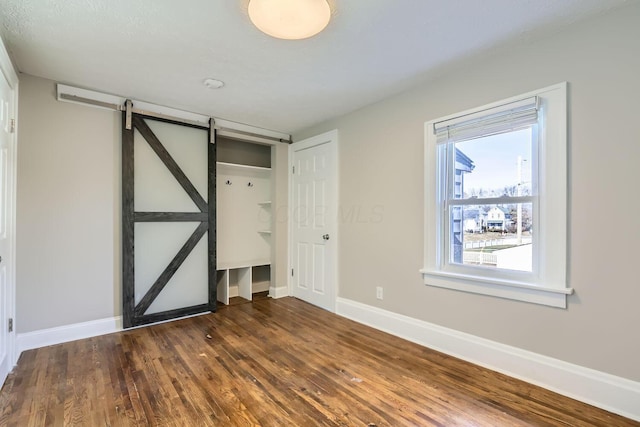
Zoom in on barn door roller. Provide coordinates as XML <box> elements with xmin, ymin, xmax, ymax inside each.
<box><xmin>125</xmin><ymin>99</ymin><xmax>133</xmax><ymax>130</ymax></box>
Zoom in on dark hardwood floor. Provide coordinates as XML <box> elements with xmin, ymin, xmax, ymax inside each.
<box><xmin>0</xmin><ymin>297</ymin><xmax>637</xmax><ymax>426</ymax></box>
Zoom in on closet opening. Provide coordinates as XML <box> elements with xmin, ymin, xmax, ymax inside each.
<box><xmin>216</xmin><ymin>137</ymin><xmax>274</xmax><ymax>306</ymax></box>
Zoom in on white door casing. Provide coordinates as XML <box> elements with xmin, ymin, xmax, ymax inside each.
<box><xmin>290</xmin><ymin>130</ymin><xmax>338</xmax><ymax>312</ymax></box>
<box><xmin>0</xmin><ymin>40</ymin><xmax>18</xmax><ymax>386</ymax></box>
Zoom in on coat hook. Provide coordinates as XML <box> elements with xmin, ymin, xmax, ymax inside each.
<box><xmin>226</xmin><ymin>180</ymin><xmax>232</xmax><ymax>185</ymax></box>
<box><xmin>247</xmin><ymin>182</ymin><xmax>254</xmax><ymax>187</ymax></box>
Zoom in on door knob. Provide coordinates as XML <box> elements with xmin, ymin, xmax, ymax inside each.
<box><xmin>322</xmin><ymin>234</ymin><xmax>330</xmax><ymax>241</ymax></box>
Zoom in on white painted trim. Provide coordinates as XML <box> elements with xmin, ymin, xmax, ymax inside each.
<box><xmin>217</xmin><ymin>161</ymin><xmax>271</xmax><ymax>172</ymax></box>
<box><xmin>336</xmin><ymin>297</ymin><xmax>640</xmax><ymax>422</ymax></box>
<box><xmin>7</xmin><ymin>82</ymin><xmax>18</xmax><ymax>370</ymax></box>
<box><xmin>0</xmin><ymin>36</ymin><xmax>18</xmax><ymax>380</ymax></box>
<box><xmin>217</xmin><ymin>259</ymin><xmax>271</xmax><ymax>271</ymax></box>
<box><xmin>17</xmin><ymin>316</ymin><xmax>123</xmax><ymax>354</ymax></box>
<box><xmin>422</xmin><ymin>270</ymin><xmax>569</xmax><ymax>308</ymax></box>
<box><xmin>228</xmin><ymin>285</ymin><xmax>239</xmax><ymax>299</ymax></box>
<box><xmin>252</xmin><ymin>281</ymin><xmax>270</xmax><ymax>294</ymax></box>
<box><xmin>16</xmin><ymin>310</ymin><xmax>218</xmax><ymax>356</ymax></box>
<box><xmin>269</xmin><ymin>285</ymin><xmax>289</xmax><ymax>299</ymax></box>
<box><xmin>287</xmin><ymin>145</ymin><xmax>293</xmax><ymax>298</ymax></box>
<box><xmin>0</xmin><ymin>37</ymin><xmax>18</xmax><ymax>88</ymax></box>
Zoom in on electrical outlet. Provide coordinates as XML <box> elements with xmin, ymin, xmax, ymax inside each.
<box><xmin>376</xmin><ymin>286</ymin><xmax>383</xmax><ymax>300</ymax></box>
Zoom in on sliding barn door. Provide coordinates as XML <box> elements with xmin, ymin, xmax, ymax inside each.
<box><xmin>122</xmin><ymin>112</ymin><xmax>215</xmax><ymax>328</ymax></box>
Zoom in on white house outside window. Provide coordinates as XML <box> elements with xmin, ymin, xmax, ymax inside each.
<box><xmin>422</xmin><ymin>83</ymin><xmax>572</xmax><ymax>308</ymax></box>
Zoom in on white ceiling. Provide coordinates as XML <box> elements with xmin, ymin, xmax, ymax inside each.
<box><xmin>0</xmin><ymin>0</ymin><xmax>632</xmax><ymax>134</ymax></box>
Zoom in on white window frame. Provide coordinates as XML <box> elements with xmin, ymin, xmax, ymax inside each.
<box><xmin>422</xmin><ymin>83</ymin><xmax>572</xmax><ymax>308</ymax></box>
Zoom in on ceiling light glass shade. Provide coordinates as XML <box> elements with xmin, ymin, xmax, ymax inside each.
<box><xmin>248</xmin><ymin>0</ymin><xmax>331</xmax><ymax>40</ymax></box>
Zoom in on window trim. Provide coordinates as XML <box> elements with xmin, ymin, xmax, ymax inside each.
<box><xmin>422</xmin><ymin>83</ymin><xmax>572</xmax><ymax>308</ymax></box>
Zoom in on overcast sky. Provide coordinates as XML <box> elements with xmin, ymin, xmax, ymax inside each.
<box><xmin>457</xmin><ymin>128</ymin><xmax>532</xmax><ymax>194</ymax></box>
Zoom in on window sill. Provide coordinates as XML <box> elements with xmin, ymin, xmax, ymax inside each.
<box><xmin>420</xmin><ymin>269</ymin><xmax>573</xmax><ymax>308</ymax></box>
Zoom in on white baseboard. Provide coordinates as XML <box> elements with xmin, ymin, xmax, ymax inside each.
<box><xmin>17</xmin><ymin>316</ymin><xmax>123</xmax><ymax>355</ymax></box>
<box><xmin>228</xmin><ymin>285</ymin><xmax>239</xmax><ymax>298</ymax></box>
<box><xmin>269</xmin><ymin>285</ymin><xmax>289</xmax><ymax>299</ymax></box>
<box><xmin>15</xmin><ymin>284</ymin><xmax>277</xmax><ymax>357</ymax></box>
<box><xmin>16</xmin><ymin>310</ymin><xmax>211</xmax><ymax>356</ymax></box>
<box><xmin>253</xmin><ymin>281</ymin><xmax>270</xmax><ymax>293</ymax></box>
<box><xmin>336</xmin><ymin>297</ymin><xmax>640</xmax><ymax>422</ymax></box>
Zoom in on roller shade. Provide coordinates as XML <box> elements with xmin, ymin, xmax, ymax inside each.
<box><xmin>435</xmin><ymin>96</ymin><xmax>538</xmax><ymax>144</ymax></box>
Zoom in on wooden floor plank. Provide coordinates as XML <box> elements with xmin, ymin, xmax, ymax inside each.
<box><xmin>1</xmin><ymin>297</ymin><xmax>637</xmax><ymax>427</ymax></box>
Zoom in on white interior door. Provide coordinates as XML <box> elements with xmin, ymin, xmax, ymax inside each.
<box><xmin>0</xmin><ymin>67</ymin><xmax>16</xmax><ymax>385</ymax></box>
<box><xmin>291</xmin><ymin>130</ymin><xmax>338</xmax><ymax>311</ymax></box>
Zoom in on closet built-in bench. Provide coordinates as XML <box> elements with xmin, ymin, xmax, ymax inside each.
<box><xmin>216</xmin><ymin>260</ymin><xmax>270</xmax><ymax>305</ymax></box>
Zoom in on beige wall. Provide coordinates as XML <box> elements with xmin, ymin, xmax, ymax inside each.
<box><xmin>295</xmin><ymin>3</ymin><xmax>640</xmax><ymax>381</ymax></box>
<box><xmin>16</xmin><ymin>75</ymin><xmax>289</xmax><ymax>333</ymax></box>
<box><xmin>17</xmin><ymin>74</ymin><xmax>121</xmax><ymax>333</ymax></box>
<box><xmin>217</xmin><ymin>136</ymin><xmax>271</xmax><ymax>168</ymax></box>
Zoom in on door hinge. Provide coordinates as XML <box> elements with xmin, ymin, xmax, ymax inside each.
<box><xmin>10</xmin><ymin>118</ymin><xmax>15</xmax><ymax>133</ymax></box>
<box><xmin>8</xmin><ymin>318</ymin><xmax>13</xmax><ymax>333</ymax></box>
<box><xmin>292</xmin><ymin>166</ymin><xmax>295</xmax><ymax>174</ymax></box>
<box><xmin>291</xmin><ymin>268</ymin><xmax>294</xmax><ymax>277</ymax></box>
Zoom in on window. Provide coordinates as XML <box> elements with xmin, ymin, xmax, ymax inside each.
<box><xmin>422</xmin><ymin>83</ymin><xmax>572</xmax><ymax>308</ymax></box>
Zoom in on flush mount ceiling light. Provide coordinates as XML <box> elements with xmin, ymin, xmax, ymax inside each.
<box><xmin>248</xmin><ymin>0</ymin><xmax>331</xmax><ymax>40</ymax></box>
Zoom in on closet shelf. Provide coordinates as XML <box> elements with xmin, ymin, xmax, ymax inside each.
<box><xmin>258</xmin><ymin>201</ymin><xmax>272</xmax><ymax>205</ymax></box>
<box><xmin>217</xmin><ymin>259</ymin><xmax>270</xmax><ymax>270</ymax></box>
<box><xmin>217</xmin><ymin>161</ymin><xmax>271</xmax><ymax>171</ymax></box>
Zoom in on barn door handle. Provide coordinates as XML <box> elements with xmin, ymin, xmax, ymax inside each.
<box><xmin>322</xmin><ymin>234</ymin><xmax>330</xmax><ymax>241</ymax></box>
